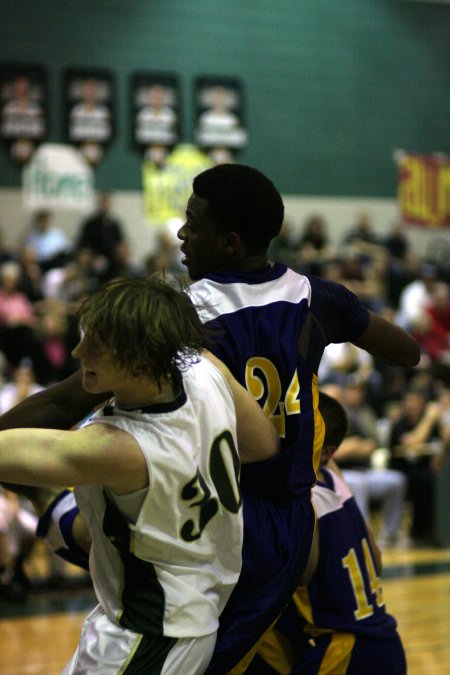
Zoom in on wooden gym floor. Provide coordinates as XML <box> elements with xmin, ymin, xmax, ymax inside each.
<box><xmin>0</xmin><ymin>542</ymin><xmax>449</xmax><ymax>674</ymax></box>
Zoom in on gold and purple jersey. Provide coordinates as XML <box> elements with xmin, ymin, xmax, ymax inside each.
<box><xmin>189</xmin><ymin>262</ymin><xmax>370</xmax><ymax>496</ymax></box>
<box><xmin>295</xmin><ymin>468</ymin><xmax>397</xmax><ymax>638</ymax></box>
<box><xmin>190</xmin><ymin>263</ymin><xmax>371</xmax><ymax>673</ymax></box>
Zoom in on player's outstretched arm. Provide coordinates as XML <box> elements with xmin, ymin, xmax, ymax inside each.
<box><xmin>354</xmin><ymin>310</ymin><xmax>420</xmax><ymax>367</ymax></box>
<box><xmin>0</xmin><ymin>370</ymin><xmax>108</xmax><ymax>432</ymax></box>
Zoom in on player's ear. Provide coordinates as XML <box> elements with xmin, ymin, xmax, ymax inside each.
<box><xmin>320</xmin><ymin>444</ymin><xmax>336</xmax><ymax>465</ymax></box>
<box><xmin>222</xmin><ymin>231</ymin><xmax>241</xmax><ymax>254</ymax></box>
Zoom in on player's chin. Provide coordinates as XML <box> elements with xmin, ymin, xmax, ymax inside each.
<box><xmin>184</xmin><ymin>260</ymin><xmax>204</xmax><ymax>281</ymax></box>
<box><xmin>81</xmin><ymin>373</ymin><xmax>98</xmax><ymax>393</ymax></box>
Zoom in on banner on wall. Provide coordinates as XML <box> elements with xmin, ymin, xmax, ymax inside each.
<box><xmin>64</xmin><ymin>67</ymin><xmax>115</xmax><ymax>166</ymax></box>
<box><xmin>131</xmin><ymin>71</ymin><xmax>180</xmax><ymax>162</ymax></box>
<box><xmin>194</xmin><ymin>75</ymin><xmax>248</xmax><ymax>165</ymax></box>
<box><xmin>0</xmin><ymin>62</ymin><xmax>48</xmax><ymax>164</ymax></box>
<box><xmin>22</xmin><ymin>143</ymin><xmax>95</xmax><ymax>211</ymax></box>
<box><xmin>396</xmin><ymin>151</ymin><xmax>450</xmax><ymax>228</ymax></box>
<box><xmin>142</xmin><ymin>143</ymin><xmax>213</xmax><ymax>223</ymax></box>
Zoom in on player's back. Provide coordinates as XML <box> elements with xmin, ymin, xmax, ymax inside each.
<box><xmin>189</xmin><ymin>262</ymin><xmax>322</xmax><ymax>495</ymax></box>
<box><xmin>254</xmin><ymin>467</ymin><xmax>407</xmax><ymax>674</ymax></box>
<box><xmin>296</xmin><ymin>468</ymin><xmax>398</xmax><ymax>638</ymax></box>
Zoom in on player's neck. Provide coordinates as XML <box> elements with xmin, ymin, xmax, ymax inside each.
<box><xmin>225</xmin><ymin>251</ymin><xmax>269</xmax><ymax>274</ymax></box>
<box><xmin>114</xmin><ymin>377</ymin><xmax>178</xmax><ymax>409</ymax></box>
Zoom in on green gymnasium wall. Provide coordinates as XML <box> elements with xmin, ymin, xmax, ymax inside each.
<box><xmin>0</xmin><ymin>0</ymin><xmax>449</xmax><ymax>196</ymax></box>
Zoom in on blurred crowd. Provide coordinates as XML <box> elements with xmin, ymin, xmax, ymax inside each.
<box><xmin>0</xmin><ymin>200</ymin><xmax>449</xmax><ymax>600</ymax></box>
<box><xmin>271</xmin><ymin>210</ymin><xmax>450</xmax><ymax>549</ymax></box>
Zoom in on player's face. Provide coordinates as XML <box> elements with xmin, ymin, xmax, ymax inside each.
<box><xmin>178</xmin><ymin>193</ymin><xmax>229</xmax><ymax>280</ymax></box>
<box><xmin>72</xmin><ymin>329</ymin><xmax>124</xmax><ymax>394</ymax></box>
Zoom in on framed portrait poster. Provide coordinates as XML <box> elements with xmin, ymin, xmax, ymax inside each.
<box><xmin>0</xmin><ymin>63</ymin><xmax>48</xmax><ymax>163</ymax></box>
<box><xmin>131</xmin><ymin>72</ymin><xmax>180</xmax><ymax>164</ymax></box>
<box><xmin>194</xmin><ymin>76</ymin><xmax>248</xmax><ymax>163</ymax></box>
<box><xmin>64</xmin><ymin>68</ymin><xmax>115</xmax><ymax>165</ymax></box>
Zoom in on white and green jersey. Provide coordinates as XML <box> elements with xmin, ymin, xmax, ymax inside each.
<box><xmin>75</xmin><ymin>356</ymin><xmax>243</xmax><ymax>639</ymax></box>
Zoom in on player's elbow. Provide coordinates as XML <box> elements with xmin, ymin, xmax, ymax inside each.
<box><xmin>393</xmin><ymin>338</ymin><xmax>421</xmax><ymax>367</ymax></box>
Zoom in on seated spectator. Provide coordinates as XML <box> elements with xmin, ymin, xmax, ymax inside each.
<box><xmin>42</xmin><ymin>247</ymin><xmax>102</xmax><ymax>303</ymax></box>
<box><xmin>323</xmin><ymin>381</ymin><xmax>407</xmax><ymax>548</ymax></box>
<box><xmin>0</xmin><ymin>359</ymin><xmax>44</xmax><ymax>414</ymax></box>
<box><xmin>17</xmin><ymin>245</ymin><xmax>44</xmax><ymax>302</ymax></box>
<box><xmin>267</xmin><ymin>219</ymin><xmax>300</xmax><ymax>267</ymax></box>
<box><xmin>75</xmin><ymin>193</ymin><xmax>125</xmax><ymax>277</ymax></box>
<box><xmin>0</xmin><ymin>486</ymin><xmax>38</xmax><ymax>600</ymax></box>
<box><xmin>385</xmin><ymin>250</ymin><xmax>422</xmax><ymax>312</ymax></box>
<box><xmin>32</xmin><ymin>304</ymin><xmax>78</xmax><ymax>385</ymax></box>
<box><xmin>296</xmin><ymin>213</ymin><xmax>336</xmax><ymax>275</ymax></box>
<box><xmin>0</xmin><ymin>261</ymin><xmax>37</xmax><ymax>370</ymax></box>
<box><xmin>319</xmin><ymin>341</ymin><xmax>376</xmax><ymax>387</ymax></box>
<box><xmin>143</xmin><ymin>218</ymin><xmax>190</xmax><ymax>285</ymax></box>
<box><xmin>343</xmin><ymin>211</ymin><xmax>382</xmax><ymax>252</ymax></box>
<box><xmin>383</xmin><ymin>220</ymin><xmax>410</xmax><ymax>262</ymax></box>
<box><xmin>328</xmin><ymin>248</ymin><xmax>387</xmax><ymax>313</ymax></box>
<box><xmin>101</xmin><ymin>240</ymin><xmax>144</xmax><ymax>282</ymax></box>
<box><xmin>390</xmin><ymin>387</ymin><xmax>450</xmax><ymax>547</ymax></box>
<box><xmin>24</xmin><ymin>210</ymin><xmax>73</xmax><ymax>273</ymax></box>
<box><xmin>396</xmin><ymin>262</ymin><xmax>439</xmax><ymax>330</ymax></box>
<box><xmin>0</xmin><ymin>227</ymin><xmax>16</xmax><ymax>267</ymax></box>
<box><xmin>425</xmin><ymin>280</ymin><xmax>450</xmax><ymax>340</ymax></box>
<box><xmin>411</xmin><ymin>309</ymin><xmax>449</xmax><ymax>366</ymax></box>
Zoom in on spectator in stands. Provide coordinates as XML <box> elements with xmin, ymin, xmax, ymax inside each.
<box><xmin>76</xmin><ymin>193</ymin><xmax>125</xmax><ymax>277</ymax></box>
<box><xmin>267</xmin><ymin>219</ymin><xmax>300</xmax><ymax>268</ymax></box>
<box><xmin>319</xmin><ymin>342</ymin><xmax>376</xmax><ymax>387</ymax></box>
<box><xmin>411</xmin><ymin>308</ymin><xmax>449</xmax><ymax>366</ymax></box>
<box><xmin>427</xmin><ymin>281</ymin><xmax>450</xmax><ymax>334</ymax></box>
<box><xmin>102</xmin><ymin>239</ymin><xmax>143</xmax><ymax>282</ymax></box>
<box><xmin>325</xmin><ymin>247</ymin><xmax>387</xmax><ymax>313</ymax></box>
<box><xmin>0</xmin><ymin>359</ymin><xmax>43</xmax><ymax>414</ymax></box>
<box><xmin>0</xmin><ymin>261</ymin><xmax>37</xmax><ymax>370</ymax></box>
<box><xmin>17</xmin><ymin>245</ymin><xmax>44</xmax><ymax>302</ymax></box>
<box><xmin>390</xmin><ymin>387</ymin><xmax>449</xmax><ymax>547</ymax></box>
<box><xmin>343</xmin><ymin>211</ymin><xmax>381</xmax><ymax>249</ymax></box>
<box><xmin>42</xmin><ymin>247</ymin><xmax>102</xmax><ymax>304</ymax></box>
<box><xmin>32</xmin><ymin>305</ymin><xmax>78</xmax><ymax>386</ymax></box>
<box><xmin>0</xmin><ymin>486</ymin><xmax>38</xmax><ymax>600</ymax></box>
<box><xmin>296</xmin><ymin>213</ymin><xmax>336</xmax><ymax>275</ymax></box>
<box><xmin>25</xmin><ymin>210</ymin><xmax>73</xmax><ymax>273</ymax></box>
<box><xmin>0</xmin><ymin>227</ymin><xmax>15</xmax><ymax>267</ymax></box>
<box><xmin>324</xmin><ymin>380</ymin><xmax>407</xmax><ymax>548</ymax></box>
<box><xmin>396</xmin><ymin>262</ymin><xmax>439</xmax><ymax>330</ymax></box>
<box><xmin>383</xmin><ymin>221</ymin><xmax>410</xmax><ymax>262</ymax></box>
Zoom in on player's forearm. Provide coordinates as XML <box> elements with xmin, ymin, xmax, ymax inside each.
<box><xmin>0</xmin><ymin>370</ymin><xmax>106</xmax><ymax>432</ymax></box>
<box><xmin>354</xmin><ymin>311</ymin><xmax>420</xmax><ymax>367</ymax></box>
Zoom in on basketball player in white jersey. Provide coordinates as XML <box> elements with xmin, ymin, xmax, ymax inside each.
<box><xmin>0</xmin><ymin>275</ymin><xmax>279</xmax><ymax>674</ymax></box>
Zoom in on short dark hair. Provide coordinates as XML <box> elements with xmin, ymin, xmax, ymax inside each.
<box><xmin>76</xmin><ymin>275</ymin><xmax>210</xmax><ymax>387</ymax></box>
<box><xmin>319</xmin><ymin>391</ymin><xmax>348</xmax><ymax>450</ymax></box>
<box><xmin>193</xmin><ymin>164</ymin><xmax>284</xmax><ymax>251</ymax></box>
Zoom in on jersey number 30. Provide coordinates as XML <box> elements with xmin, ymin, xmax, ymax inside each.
<box><xmin>180</xmin><ymin>430</ymin><xmax>241</xmax><ymax>542</ymax></box>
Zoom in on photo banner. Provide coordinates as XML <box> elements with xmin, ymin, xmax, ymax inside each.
<box><xmin>397</xmin><ymin>152</ymin><xmax>450</xmax><ymax>228</ymax></box>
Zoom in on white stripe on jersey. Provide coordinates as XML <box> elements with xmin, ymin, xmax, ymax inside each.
<box><xmin>189</xmin><ymin>268</ymin><xmax>312</xmax><ymax>323</ymax></box>
<box><xmin>312</xmin><ymin>470</ymin><xmax>354</xmax><ymax>519</ymax></box>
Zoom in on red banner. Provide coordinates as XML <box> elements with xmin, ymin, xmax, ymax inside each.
<box><xmin>397</xmin><ymin>153</ymin><xmax>450</xmax><ymax>228</ymax></box>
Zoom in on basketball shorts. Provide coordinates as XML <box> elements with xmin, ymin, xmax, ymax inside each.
<box><xmin>206</xmin><ymin>489</ymin><xmax>316</xmax><ymax>674</ymax></box>
<box><xmin>62</xmin><ymin>604</ymin><xmax>216</xmax><ymax>675</ymax></box>
<box><xmin>249</xmin><ymin>630</ymin><xmax>407</xmax><ymax>675</ymax></box>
